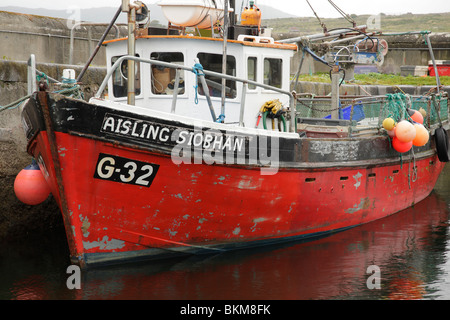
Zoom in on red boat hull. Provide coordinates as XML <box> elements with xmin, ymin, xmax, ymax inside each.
<box><xmin>21</xmin><ymin>92</ymin><xmax>448</xmax><ymax>267</ymax></box>
<box><xmin>31</xmin><ymin>130</ymin><xmax>445</xmax><ymax>267</ymax></box>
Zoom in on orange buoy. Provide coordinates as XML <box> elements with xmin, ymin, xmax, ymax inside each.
<box><xmin>241</xmin><ymin>1</ymin><xmax>262</xmax><ymax>26</ymax></box>
<box><xmin>395</xmin><ymin>120</ymin><xmax>416</xmax><ymax>143</ymax></box>
<box><xmin>392</xmin><ymin>136</ymin><xmax>413</xmax><ymax>153</ymax></box>
<box><xmin>14</xmin><ymin>160</ymin><xmax>51</xmax><ymax>205</ymax></box>
<box><xmin>412</xmin><ymin>124</ymin><xmax>429</xmax><ymax>147</ymax></box>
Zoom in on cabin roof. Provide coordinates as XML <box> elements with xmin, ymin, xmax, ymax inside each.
<box><xmin>103</xmin><ymin>35</ymin><xmax>298</xmax><ymax>51</ymax></box>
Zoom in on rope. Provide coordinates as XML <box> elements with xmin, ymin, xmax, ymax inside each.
<box><xmin>407</xmin><ymin>148</ymin><xmax>418</xmax><ymax>189</ymax></box>
<box><xmin>259</xmin><ymin>99</ymin><xmax>287</xmax><ymax>132</ymax></box>
<box><xmin>306</xmin><ymin>0</ymin><xmax>328</xmax><ymax>33</ymax></box>
<box><xmin>0</xmin><ymin>94</ymin><xmax>32</xmax><ymax>113</ymax></box>
<box><xmin>411</xmin><ymin>148</ymin><xmax>418</xmax><ymax>183</ymax></box>
<box><xmin>0</xmin><ymin>72</ymin><xmax>84</xmax><ymax>113</ymax></box>
<box><xmin>36</xmin><ymin>72</ymin><xmax>49</xmax><ymax>85</ymax></box>
<box><xmin>216</xmin><ymin>114</ymin><xmax>225</xmax><ymax>123</ymax></box>
<box><xmin>62</xmin><ymin>77</ymin><xmax>77</xmax><ymax>85</ymax></box>
<box><xmin>54</xmin><ymin>85</ymin><xmax>85</xmax><ymax>100</ymax></box>
<box><xmin>192</xmin><ymin>62</ymin><xmax>204</xmax><ymax>104</ymax></box>
<box><xmin>328</xmin><ymin>0</ymin><xmax>356</xmax><ymax>27</ymax></box>
<box><xmin>384</xmin><ymin>93</ymin><xmax>415</xmax><ymax>123</ymax></box>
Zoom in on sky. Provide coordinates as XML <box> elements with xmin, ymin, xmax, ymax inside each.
<box><xmin>1</xmin><ymin>0</ymin><xmax>449</xmax><ymax>18</ymax></box>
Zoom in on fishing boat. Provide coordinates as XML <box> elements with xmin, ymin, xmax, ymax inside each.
<box><xmin>18</xmin><ymin>0</ymin><xmax>449</xmax><ymax>268</ymax></box>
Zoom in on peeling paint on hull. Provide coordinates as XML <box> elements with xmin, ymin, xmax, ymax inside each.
<box><xmin>29</xmin><ymin>129</ymin><xmax>445</xmax><ymax>268</ymax></box>
<box><xmin>21</xmin><ymin>92</ymin><xmax>448</xmax><ymax>268</ymax></box>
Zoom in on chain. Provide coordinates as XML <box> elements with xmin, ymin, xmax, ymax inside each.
<box><xmin>296</xmin><ymin>98</ymin><xmax>349</xmax><ymax>113</ymax></box>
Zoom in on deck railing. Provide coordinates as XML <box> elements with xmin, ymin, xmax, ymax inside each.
<box><xmin>295</xmin><ymin>92</ymin><xmax>449</xmax><ymax>137</ymax></box>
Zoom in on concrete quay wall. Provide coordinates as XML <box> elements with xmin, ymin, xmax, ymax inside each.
<box><xmin>0</xmin><ymin>60</ymin><xmax>106</xmax><ymax>241</ymax></box>
<box><xmin>0</xmin><ymin>11</ymin><xmax>120</xmax><ymax>240</ymax></box>
<box><xmin>294</xmin><ymin>81</ymin><xmax>450</xmax><ymax>97</ymax></box>
<box><xmin>0</xmin><ymin>10</ymin><xmax>126</xmax><ymax>66</ymax></box>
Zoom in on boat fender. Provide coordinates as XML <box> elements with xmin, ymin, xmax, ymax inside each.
<box><xmin>435</xmin><ymin>127</ymin><xmax>450</xmax><ymax>162</ymax></box>
<box><xmin>14</xmin><ymin>160</ymin><xmax>51</xmax><ymax>205</ymax></box>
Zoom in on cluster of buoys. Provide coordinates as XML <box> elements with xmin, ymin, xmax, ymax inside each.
<box><xmin>383</xmin><ymin>108</ymin><xmax>429</xmax><ymax>153</ymax></box>
<box><xmin>14</xmin><ymin>160</ymin><xmax>51</xmax><ymax>205</ymax></box>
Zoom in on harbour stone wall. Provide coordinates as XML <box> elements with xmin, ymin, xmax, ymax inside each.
<box><xmin>0</xmin><ymin>11</ymin><xmax>117</xmax><ymax>240</ymax></box>
<box><xmin>0</xmin><ymin>10</ymin><xmax>127</xmax><ymax>65</ymax></box>
<box><xmin>0</xmin><ymin>60</ymin><xmax>106</xmax><ymax>241</ymax></box>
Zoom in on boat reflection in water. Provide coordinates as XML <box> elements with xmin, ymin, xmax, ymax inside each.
<box><xmin>74</xmin><ymin>168</ymin><xmax>450</xmax><ymax>300</ymax></box>
<box><xmin>5</xmin><ymin>166</ymin><xmax>449</xmax><ymax>300</ymax></box>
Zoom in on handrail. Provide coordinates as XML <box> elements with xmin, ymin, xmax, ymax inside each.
<box><xmin>27</xmin><ymin>54</ymin><xmax>36</xmax><ymax>95</ymax></box>
<box><xmin>95</xmin><ymin>55</ymin><xmax>296</xmax><ymax>132</ymax></box>
<box><xmin>69</xmin><ymin>22</ymin><xmax>122</xmax><ymax>65</ymax></box>
<box><xmin>295</xmin><ymin>92</ymin><xmax>449</xmax><ymax>134</ymax></box>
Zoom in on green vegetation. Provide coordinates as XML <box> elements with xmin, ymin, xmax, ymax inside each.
<box><xmin>353</xmin><ymin>73</ymin><xmax>450</xmax><ymax>86</ymax></box>
<box><xmin>295</xmin><ymin>72</ymin><xmax>450</xmax><ymax>86</ymax></box>
<box><xmin>263</xmin><ymin>12</ymin><xmax>450</xmax><ymax>35</ymax></box>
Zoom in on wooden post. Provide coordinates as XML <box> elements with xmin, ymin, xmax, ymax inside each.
<box><xmin>331</xmin><ymin>64</ymin><xmax>340</xmax><ymax>120</ymax></box>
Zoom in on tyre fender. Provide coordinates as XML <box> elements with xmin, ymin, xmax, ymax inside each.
<box><xmin>435</xmin><ymin>127</ymin><xmax>450</xmax><ymax>162</ymax></box>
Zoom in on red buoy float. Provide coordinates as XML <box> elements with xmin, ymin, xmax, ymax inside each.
<box><xmin>410</xmin><ymin>110</ymin><xmax>424</xmax><ymax>124</ymax></box>
<box><xmin>392</xmin><ymin>136</ymin><xmax>413</xmax><ymax>153</ymax></box>
<box><xmin>407</xmin><ymin>108</ymin><xmax>424</xmax><ymax>124</ymax></box>
<box><xmin>14</xmin><ymin>160</ymin><xmax>51</xmax><ymax>205</ymax></box>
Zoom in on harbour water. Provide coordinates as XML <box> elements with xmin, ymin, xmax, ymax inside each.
<box><xmin>0</xmin><ymin>164</ymin><xmax>449</xmax><ymax>302</ymax></box>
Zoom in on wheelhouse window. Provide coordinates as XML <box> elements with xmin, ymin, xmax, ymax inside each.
<box><xmin>247</xmin><ymin>57</ymin><xmax>257</xmax><ymax>89</ymax></box>
<box><xmin>150</xmin><ymin>52</ymin><xmax>185</xmax><ymax>95</ymax></box>
<box><xmin>264</xmin><ymin>58</ymin><xmax>282</xmax><ymax>88</ymax></box>
<box><xmin>111</xmin><ymin>55</ymin><xmax>141</xmax><ymax>98</ymax></box>
<box><xmin>197</xmin><ymin>53</ymin><xmax>236</xmax><ymax>99</ymax></box>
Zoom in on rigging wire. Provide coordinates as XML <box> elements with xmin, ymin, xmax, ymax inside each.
<box><xmin>328</xmin><ymin>0</ymin><xmax>356</xmax><ymax>27</ymax></box>
<box><xmin>305</xmin><ymin>0</ymin><xmax>327</xmax><ymax>33</ymax></box>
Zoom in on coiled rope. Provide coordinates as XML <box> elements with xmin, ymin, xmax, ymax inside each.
<box><xmin>0</xmin><ymin>72</ymin><xmax>83</xmax><ymax>113</ymax></box>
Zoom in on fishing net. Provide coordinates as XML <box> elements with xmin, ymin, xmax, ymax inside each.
<box><xmin>295</xmin><ymin>92</ymin><xmax>449</xmax><ymax>130</ymax></box>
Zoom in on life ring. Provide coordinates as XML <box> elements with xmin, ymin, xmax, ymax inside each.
<box><xmin>435</xmin><ymin>127</ymin><xmax>450</xmax><ymax>162</ymax></box>
<box><xmin>262</xmin><ymin>111</ymin><xmax>287</xmax><ymax>132</ymax></box>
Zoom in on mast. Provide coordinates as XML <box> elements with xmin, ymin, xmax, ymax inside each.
<box><xmin>77</xmin><ymin>6</ymin><xmax>122</xmax><ymax>83</ymax></box>
<box><xmin>220</xmin><ymin>0</ymin><xmax>230</xmax><ymax>123</ymax></box>
<box><xmin>123</xmin><ymin>0</ymin><xmax>139</xmax><ymax>106</ymax></box>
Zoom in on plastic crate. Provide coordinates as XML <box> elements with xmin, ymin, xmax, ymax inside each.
<box><xmin>324</xmin><ymin>103</ymin><xmax>365</xmax><ymax>122</ymax></box>
<box><xmin>429</xmin><ymin>65</ymin><xmax>450</xmax><ymax>77</ymax></box>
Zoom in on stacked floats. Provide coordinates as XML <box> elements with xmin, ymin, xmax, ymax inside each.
<box><xmin>382</xmin><ymin>108</ymin><xmax>430</xmax><ymax>153</ymax></box>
